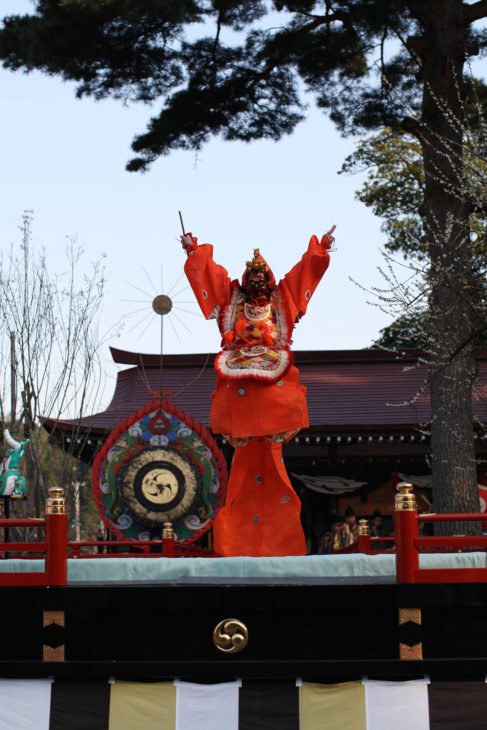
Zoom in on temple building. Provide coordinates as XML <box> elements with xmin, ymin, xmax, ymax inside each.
<box><xmin>43</xmin><ymin>347</ymin><xmax>487</xmax><ymax>547</ymax></box>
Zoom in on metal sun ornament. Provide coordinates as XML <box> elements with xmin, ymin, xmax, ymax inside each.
<box><xmin>152</xmin><ymin>294</ymin><xmax>172</xmax><ymax>316</ymax></box>
<box><xmin>121</xmin><ymin>213</ymin><xmax>201</xmax><ymax>348</ymax></box>
<box><xmin>121</xmin><ymin>266</ymin><xmax>201</xmax><ymax>349</ymax></box>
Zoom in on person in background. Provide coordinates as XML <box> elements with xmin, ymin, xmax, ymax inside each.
<box><xmin>343</xmin><ymin>506</ymin><xmax>358</xmax><ymax>545</ymax></box>
<box><xmin>370</xmin><ymin>509</ymin><xmax>386</xmax><ymax>538</ymax></box>
<box><xmin>318</xmin><ymin>516</ymin><xmax>348</xmax><ymax>553</ymax></box>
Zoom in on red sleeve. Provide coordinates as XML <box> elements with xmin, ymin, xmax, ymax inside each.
<box><xmin>184</xmin><ymin>243</ymin><xmax>232</xmax><ymax>319</ymax></box>
<box><xmin>279</xmin><ymin>235</ymin><xmax>330</xmax><ymax>321</ymax></box>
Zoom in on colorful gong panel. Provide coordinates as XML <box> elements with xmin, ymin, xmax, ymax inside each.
<box><xmin>92</xmin><ymin>398</ymin><xmax>228</xmax><ymax>542</ymax></box>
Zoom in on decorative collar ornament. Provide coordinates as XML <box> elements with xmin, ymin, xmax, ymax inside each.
<box><xmin>244</xmin><ymin>301</ymin><xmax>272</xmax><ymax>321</ymax></box>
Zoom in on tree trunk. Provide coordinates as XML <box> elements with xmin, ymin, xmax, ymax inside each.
<box><xmin>420</xmin><ymin>0</ymin><xmax>479</xmax><ymax>532</ymax></box>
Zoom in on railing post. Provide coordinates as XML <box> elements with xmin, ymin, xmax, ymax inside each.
<box><xmin>394</xmin><ymin>482</ymin><xmax>419</xmax><ymax>583</ymax></box>
<box><xmin>357</xmin><ymin>518</ymin><xmax>371</xmax><ymax>553</ymax></box>
<box><xmin>45</xmin><ymin>487</ymin><xmax>68</xmax><ymax>586</ymax></box>
<box><xmin>162</xmin><ymin>522</ymin><xmax>175</xmax><ymax>557</ymax></box>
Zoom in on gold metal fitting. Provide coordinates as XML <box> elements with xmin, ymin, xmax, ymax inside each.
<box><xmin>399</xmin><ymin>608</ymin><xmax>423</xmax><ymax>661</ymax></box>
<box><xmin>213</xmin><ymin>618</ymin><xmax>248</xmax><ymax>654</ymax></box>
<box><xmin>358</xmin><ymin>518</ymin><xmax>370</xmax><ymax>536</ymax></box>
<box><xmin>395</xmin><ymin>482</ymin><xmax>417</xmax><ymax>511</ymax></box>
<box><xmin>162</xmin><ymin>521</ymin><xmax>174</xmax><ymax>540</ymax></box>
<box><xmin>46</xmin><ymin>487</ymin><xmax>66</xmax><ymax>515</ymax></box>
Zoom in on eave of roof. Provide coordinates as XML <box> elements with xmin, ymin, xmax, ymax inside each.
<box><xmin>111</xmin><ymin>345</ymin><xmax>487</xmax><ymax>366</ymax></box>
<box><xmin>42</xmin><ymin>347</ymin><xmax>487</xmax><ymax>438</ymax></box>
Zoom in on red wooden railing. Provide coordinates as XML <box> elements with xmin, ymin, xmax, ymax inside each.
<box><xmin>0</xmin><ymin>488</ymin><xmax>67</xmax><ymax>586</ymax></box>
<box><xmin>332</xmin><ymin>523</ymin><xmax>395</xmax><ymax>555</ymax></box>
<box><xmin>67</xmin><ymin>539</ymin><xmax>215</xmax><ymax>559</ymax></box>
<box><xmin>1</xmin><ymin>482</ymin><xmax>485</xmax><ymax>586</ymax></box>
<box><xmin>394</xmin><ymin>483</ymin><xmax>487</xmax><ymax>583</ymax></box>
<box><xmin>0</xmin><ymin>492</ymin><xmax>214</xmax><ymax>584</ymax></box>
<box><xmin>67</xmin><ymin>523</ymin><xmax>212</xmax><ymax>558</ymax></box>
<box><xmin>332</xmin><ymin>485</ymin><xmax>487</xmax><ymax>583</ymax></box>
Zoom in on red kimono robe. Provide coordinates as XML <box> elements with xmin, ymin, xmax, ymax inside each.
<box><xmin>184</xmin><ymin>235</ymin><xmax>330</xmax><ymax>556</ymax></box>
<box><xmin>185</xmin><ymin>236</ymin><xmax>330</xmax><ymax>440</ymax></box>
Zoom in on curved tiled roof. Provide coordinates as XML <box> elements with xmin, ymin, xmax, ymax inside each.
<box><xmin>43</xmin><ymin>347</ymin><xmax>487</xmax><ymax>436</ymax></box>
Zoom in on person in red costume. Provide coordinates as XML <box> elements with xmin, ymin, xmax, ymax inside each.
<box><xmin>181</xmin><ymin>227</ymin><xmax>335</xmax><ymax>556</ymax></box>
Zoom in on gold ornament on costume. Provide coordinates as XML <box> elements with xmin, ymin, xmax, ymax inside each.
<box><xmin>243</xmin><ymin>302</ymin><xmax>271</xmax><ymax>322</ymax></box>
<box><xmin>245</xmin><ymin>248</ymin><xmax>268</xmax><ymax>274</ymax></box>
<box><xmin>241</xmin><ymin>248</ymin><xmax>276</xmax><ymax>290</ymax></box>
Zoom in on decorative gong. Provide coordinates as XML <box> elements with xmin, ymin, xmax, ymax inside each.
<box><xmin>121</xmin><ymin>448</ymin><xmax>198</xmax><ymax>526</ymax></box>
<box><xmin>92</xmin><ymin>397</ymin><xmax>228</xmax><ymax>542</ymax></box>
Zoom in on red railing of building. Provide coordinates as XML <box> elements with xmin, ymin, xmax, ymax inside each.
<box><xmin>0</xmin><ymin>489</ymin><xmax>67</xmax><ymax>586</ymax></box>
<box><xmin>0</xmin><ymin>497</ymin><xmax>212</xmax><ymax>581</ymax></box>
<box><xmin>394</xmin><ymin>483</ymin><xmax>487</xmax><ymax>583</ymax></box>
<box><xmin>333</xmin><ymin>526</ymin><xmax>395</xmax><ymax>555</ymax></box>
<box><xmin>1</xmin><ymin>482</ymin><xmax>486</xmax><ymax>585</ymax></box>
<box><xmin>67</xmin><ymin>540</ymin><xmax>215</xmax><ymax>559</ymax></box>
<box><xmin>67</xmin><ymin>522</ymin><xmax>213</xmax><ymax>558</ymax></box>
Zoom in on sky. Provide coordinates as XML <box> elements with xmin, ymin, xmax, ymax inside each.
<box><xmin>2</xmin><ymin>2</ymin><xmax>484</xmax><ymax>410</ymax></box>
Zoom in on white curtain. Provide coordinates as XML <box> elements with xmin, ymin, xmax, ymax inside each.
<box><xmin>175</xmin><ymin>681</ymin><xmax>239</xmax><ymax>730</ymax></box>
<box><xmin>364</xmin><ymin>679</ymin><xmax>430</xmax><ymax>730</ymax></box>
<box><xmin>0</xmin><ymin>679</ymin><xmax>52</xmax><ymax>730</ymax></box>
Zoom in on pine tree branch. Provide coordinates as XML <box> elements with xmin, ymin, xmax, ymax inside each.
<box><xmin>464</xmin><ymin>0</ymin><xmax>487</xmax><ymax>23</ymax></box>
<box><xmin>300</xmin><ymin>11</ymin><xmax>350</xmax><ymax>26</ymax></box>
<box><xmin>449</xmin><ymin>322</ymin><xmax>487</xmax><ymax>362</ymax></box>
<box><xmin>401</xmin><ymin>116</ymin><xmax>422</xmax><ymax>140</ymax></box>
<box><xmin>406</xmin><ymin>35</ymin><xmax>427</xmax><ymax>57</ymax></box>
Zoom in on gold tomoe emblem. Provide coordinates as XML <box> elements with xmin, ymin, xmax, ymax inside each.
<box><xmin>141</xmin><ymin>467</ymin><xmax>179</xmax><ymax>505</ymax></box>
<box><xmin>121</xmin><ymin>447</ymin><xmax>198</xmax><ymax>526</ymax></box>
<box><xmin>213</xmin><ymin>619</ymin><xmax>248</xmax><ymax>654</ymax></box>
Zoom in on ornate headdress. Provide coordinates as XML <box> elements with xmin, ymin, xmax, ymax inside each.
<box><xmin>241</xmin><ymin>249</ymin><xmax>276</xmax><ymax>289</ymax></box>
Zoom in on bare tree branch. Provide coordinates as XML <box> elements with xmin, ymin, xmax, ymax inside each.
<box><xmin>0</xmin><ymin>213</ymin><xmax>112</xmax><ymax>516</ymax></box>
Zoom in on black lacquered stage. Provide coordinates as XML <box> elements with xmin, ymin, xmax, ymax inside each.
<box><xmin>1</xmin><ymin>577</ymin><xmax>486</xmax><ymax>681</ymax></box>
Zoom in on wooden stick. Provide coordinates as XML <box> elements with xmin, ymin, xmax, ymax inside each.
<box><xmin>178</xmin><ymin>211</ymin><xmax>186</xmax><ymax>236</ymax></box>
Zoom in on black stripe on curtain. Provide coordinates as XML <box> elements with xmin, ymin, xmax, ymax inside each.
<box><xmin>239</xmin><ymin>681</ymin><xmax>299</xmax><ymax>730</ymax></box>
<box><xmin>429</xmin><ymin>682</ymin><xmax>487</xmax><ymax>730</ymax></box>
<box><xmin>49</xmin><ymin>681</ymin><xmax>110</xmax><ymax>730</ymax></box>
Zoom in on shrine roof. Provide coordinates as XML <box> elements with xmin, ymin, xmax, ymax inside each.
<box><xmin>42</xmin><ymin>347</ymin><xmax>487</xmax><ymax>437</ymax></box>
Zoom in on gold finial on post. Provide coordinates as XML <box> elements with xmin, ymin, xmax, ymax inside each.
<box><xmin>394</xmin><ymin>482</ymin><xmax>419</xmax><ymax>583</ymax></box>
<box><xmin>358</xmin><ymin>518</ymin><xmax>370</xmax><ymax>536</ymax></box>
<box><xmin>46</xmin><ymin>487</ymin><xmax>66</xmax><ymax>515</ymax></box>
<box><xmin>162</xmin><ymin>521</ymin><xmax>175</xmax><ymax>557</ymax></box>
<box><xmin>395</xmin><ymin>482</ymin><xmax>417</xmax><ymax>512</ymax></box>
<box><xmin>357</xmin><ymin>518</ymin><xmax>371</xmax><ymax>553</ymax></box>
<box><xmin>45</xmin><ymin>487</ymin><xmax>68</xmax><ymax>586</ymax></box>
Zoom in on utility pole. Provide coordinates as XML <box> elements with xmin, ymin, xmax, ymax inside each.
<box><xmin>10</xmin><ymin>332</ymin><xmax>16</xmax><ymax>429</ymax></box>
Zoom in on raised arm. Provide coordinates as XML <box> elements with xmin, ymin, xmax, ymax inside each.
<box><xmin>280</xmin><ymin>227</ymin><xmax>335</xmax><ymax>321</ymax></box>
<box><xmin>182</xmin><ymin>233</ymin><xmax>232</xmax><ymax>319</ymax></box>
